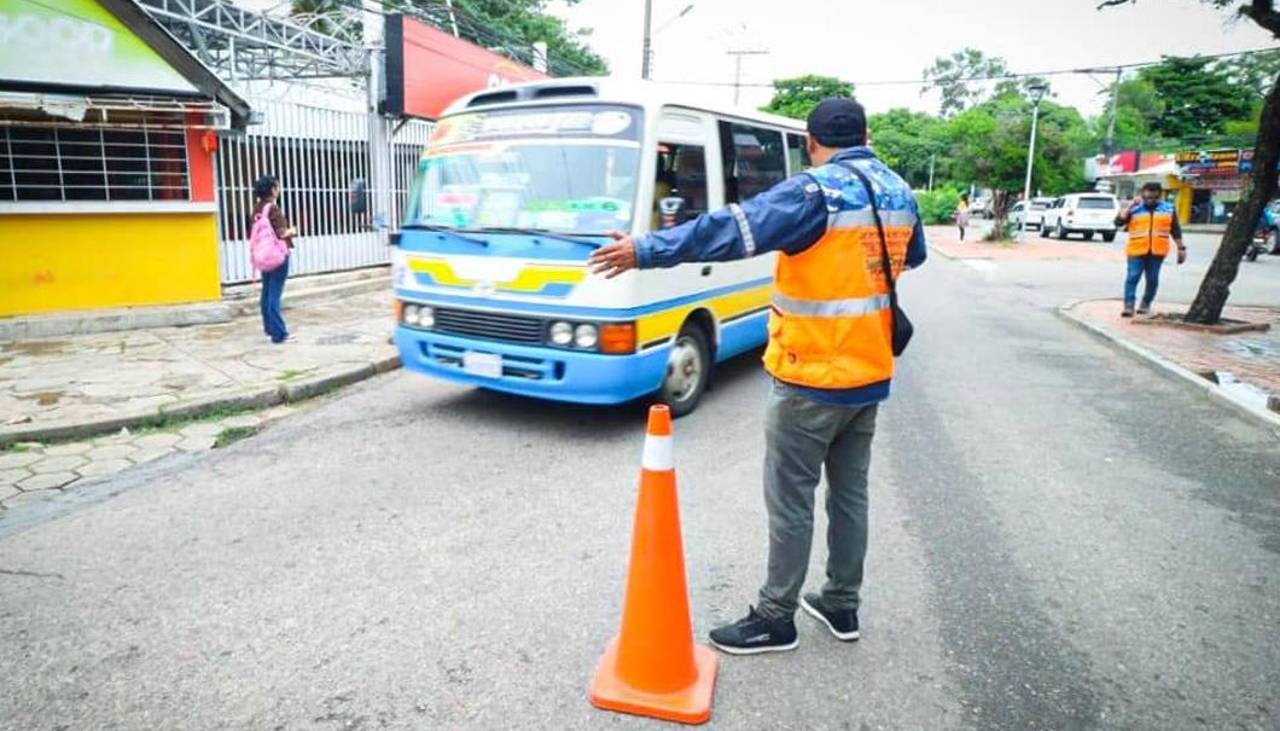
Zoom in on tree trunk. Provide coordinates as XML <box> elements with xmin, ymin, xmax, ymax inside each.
<box><xmin>1184</xmin><ymin>69</ymin><xmax>1280</xmax><ymax>324</ymax></box>
<box><xmin>986</xmin><ymin>189</ymin><xmax>1012</xmax><ymax>241</ymax></box>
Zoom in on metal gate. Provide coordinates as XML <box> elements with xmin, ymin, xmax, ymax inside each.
<box><xmin>215</xmin><ymin>99</ymin><xmax>432</xmax><ymax>284</ymax></box>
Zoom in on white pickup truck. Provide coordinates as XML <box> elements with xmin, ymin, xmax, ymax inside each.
<box><xmin>1040</xmin><ymin>193</ymin><xmax>1120</xmax><ymax>242</ymax></box>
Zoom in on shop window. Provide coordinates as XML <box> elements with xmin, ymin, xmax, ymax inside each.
<box><xmin>0</xmin><ymin>126</ymin><xmax>190</xmax><ymax>202</ymax></box>
<box><xmin>718</xmin><ymin>121</ymin><xmax>786</xmax><ymax>203</ymax></box>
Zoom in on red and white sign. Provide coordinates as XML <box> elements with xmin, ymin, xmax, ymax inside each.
<box><xmin>384</xmin><ymin>14</ymin><xmax>547</xmax><ymax>120</ymax></box>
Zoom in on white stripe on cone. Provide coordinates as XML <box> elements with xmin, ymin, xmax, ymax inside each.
<box><xmin>642</xmin><ymin>435</ymin><xmax>674</xmax><ymax>471</ymax></box>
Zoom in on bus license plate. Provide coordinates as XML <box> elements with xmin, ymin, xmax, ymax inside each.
<box><xmin>463</xmin><ymin>351</ymin><xmax>503</xmax><ymax>379</ymax></box>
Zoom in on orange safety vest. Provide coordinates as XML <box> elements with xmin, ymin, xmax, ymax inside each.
<box><xmin>1125</xmin><ymin>203</ymin><xmax>1175</xmax><ymax>257</ymax></box>
<box><xmin>762</xmin><ymin>163</ymin><xmax>913</xmax><ymax>390</ymax></box>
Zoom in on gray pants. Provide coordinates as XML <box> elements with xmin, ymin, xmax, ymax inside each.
<box><xmin>757</xmin><ymin>380</ymin><xmax>878</xmax><ymax>619</ymax></box>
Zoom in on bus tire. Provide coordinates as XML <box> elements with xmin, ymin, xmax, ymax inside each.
<box><xmin>657</xmin><ymin>323</ymin><xmax>711</xmax><ymax>417</ymax></box>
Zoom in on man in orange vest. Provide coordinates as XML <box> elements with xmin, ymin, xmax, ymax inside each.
<box><xmin>1115</xmin><ymin>182</ymin><xmax>1185</xmax><ymax>317</ymax></box>
<box><xmin>590</xmin><ymin>99</ymin><xmax>926</xmax><ymax>654</ymax></box>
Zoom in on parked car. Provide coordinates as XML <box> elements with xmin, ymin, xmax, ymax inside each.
<box><xmin>1040</xmin><ymin>193</ymin><xmax>1121</xmax><ymax>242</ymax></box>
<box><xmin>1009</xmin><ymin>199</ymin><xmax>1051</xmax><ymax>230</ymax></box>
<box><xmin>969</xmin><ymin>198</ymin><xmax>990</xmax><ymax>219</ymax></box>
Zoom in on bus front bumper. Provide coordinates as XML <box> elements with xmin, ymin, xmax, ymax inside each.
<box><xmin>394</xmin><ymin>326</ymin><xmax>670</xmax><ymax>405</ymax></box>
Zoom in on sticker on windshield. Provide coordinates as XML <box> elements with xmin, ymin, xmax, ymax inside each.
<box><xmin>591</xmin><ymin>111</ymin><xmax>633</xmax><ymax>136</ymax></box>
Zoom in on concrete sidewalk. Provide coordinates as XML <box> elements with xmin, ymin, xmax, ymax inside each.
<box><xmin>1</xmin><ymin>288</ymin><xmax>398</xmax><ymax>447</ymax></box>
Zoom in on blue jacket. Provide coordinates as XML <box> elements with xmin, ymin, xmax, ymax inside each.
<box><xmin>635</xmin><ymin>147</ymin><xmax>927</xmax><ymax>406</ymax></box>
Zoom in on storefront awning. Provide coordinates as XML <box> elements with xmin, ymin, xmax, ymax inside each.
<box><xmin>0</xmin><ymin>91</ymin><xmax>231</xmax><ymax>130</ymax></box>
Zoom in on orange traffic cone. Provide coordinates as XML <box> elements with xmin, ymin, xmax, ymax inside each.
<box><xmin>588</xmin><ymin>405</ymin><xmax>718</xmax><ymax>725</ymax></box>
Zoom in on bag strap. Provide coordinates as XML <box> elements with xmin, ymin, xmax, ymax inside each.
<box><xmin>836</xmin><ymin>161</ymin><xmax>897</xmax><ymax>295</ymax></box>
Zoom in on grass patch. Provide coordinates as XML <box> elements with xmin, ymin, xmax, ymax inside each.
<box><xmin>213</xmin><ymin>425</ymin><xmax>261</xmax><ymax>449</ymax></box>
<box><xmin>277</xmin><ymin>369</ymin><xmax>310</xmax><ymax>382</ymax></box>
<box><xmin>0</xmin><ymin>442</ymin><xmax>33</xmax><ymax>454</ymax></box>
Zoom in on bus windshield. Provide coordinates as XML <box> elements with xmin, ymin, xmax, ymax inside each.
<box><xmin>403</xmin><ymin>104</ymin><xmax>643</xmax><ymax>237</ymax></box>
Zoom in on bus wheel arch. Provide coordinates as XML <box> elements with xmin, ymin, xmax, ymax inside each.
<box><xmin>656</xmin><ymin>310</ymin><xmax>717</xmax><ymax>417</ymax></box>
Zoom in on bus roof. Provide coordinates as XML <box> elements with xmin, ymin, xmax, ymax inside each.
<box><xmin>441</xmin><ymin>77</ymin><xmax>808</xmax><ymax>132</ymax></box>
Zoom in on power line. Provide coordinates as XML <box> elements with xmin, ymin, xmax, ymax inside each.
<box><xmin>652</xmin><ymin>46</ymin><xmax>1280</xmax><ymax>90</ymax></box>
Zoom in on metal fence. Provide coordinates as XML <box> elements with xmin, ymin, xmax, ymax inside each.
<box><xmin>215</xmin><ymin>99</ymin><xmax>432</xmax><ymax>284</ymax></box>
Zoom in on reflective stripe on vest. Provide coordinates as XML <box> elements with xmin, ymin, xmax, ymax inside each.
<box><xmin>762</xmin><ymin>160</ymin><xmax>913</xmax><ymax>390</ymax></box>
<box><xmin>772</xmin><ymin>291</ymin><xmax>891</xmax><ymax>318</ymax></box>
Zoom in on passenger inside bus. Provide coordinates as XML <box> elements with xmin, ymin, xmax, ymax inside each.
<box><xmin>652</xmin><ymin>142</ymin><xmax>709</xmax><ymax>230</ymax></box>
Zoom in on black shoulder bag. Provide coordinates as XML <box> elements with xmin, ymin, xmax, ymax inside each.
<box><xmin>839</xmin><ymin>163</ymin><xmax>914</xmax><ymax>356</ymax></box>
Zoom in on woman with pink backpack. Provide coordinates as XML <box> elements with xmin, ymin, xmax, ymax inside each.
<box><xmin>250</xmin><ymin>175</ymin><xmax>296</xmax><ymax>343</ymax></box>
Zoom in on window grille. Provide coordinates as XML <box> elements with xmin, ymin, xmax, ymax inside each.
<box><xmin>0</xmin><ymin>126</ymin><xmax>190</xmax><ymax>202</ymax></box>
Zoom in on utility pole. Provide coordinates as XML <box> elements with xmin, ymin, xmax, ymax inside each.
<box><xmin>727</xmin><ymin>49</ymin><xmax>768</xmax><ymax>105</ymax></box>
<box><xmin>1103</xmin><ymin>66</ymin><xmax>1123</xmax><ymax>169</ymax></box>
<box><xmin>363</xmin><ymin>0</ymin><xmax>391</xmax><ymax>233</ymax></box>
<box><xmin>641</xmin><ymin>0</ymin><xmax>653</xmax><ymax>79</ymax></box>
<box><xmin>444</xmin><ymin>0</ymin><xmax>460</xmax><ymax>37</ymax></box>
<box><xmin>928</xmin><ymin>153</ymin><xmax>936</xmax><ymax>192</ymax></box>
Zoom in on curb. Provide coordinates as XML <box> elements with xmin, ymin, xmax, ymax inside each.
<box><xmin>0</xmin><ymin>302</ymin><xmax>235</xmax><ymax>342</ymax></box>
<box><xmin>225</xmin><ymin>275</ymin><xmax>391</xmax><ymax>317</ymax></box>
<box><xmin>1056</xmin><ymin>301</ymin><xmax>1280</xmax><ymax>434</ymax></box>
<box><xmin>0</xmin><ymin>354</ymin><xmax>401</xmax><ymax>447</ymax></box>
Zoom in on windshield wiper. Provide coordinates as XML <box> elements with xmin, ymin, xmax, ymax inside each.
<box><xmin>481</xmin><ymin>227</ymin><xmax>606</xmax><ymax>248</ymax></box>
<box><xmin>401</xmin><ymin>223</ymin><xmax>489</xmax><ymax>246</ymax></box>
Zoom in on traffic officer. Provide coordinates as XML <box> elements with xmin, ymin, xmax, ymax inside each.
<box><xmin>1115</xmin><ymin>182</ymin><xmax>1185</xmax><ymax>317</ymax></box>
<box><xmin>589</xmin><ymin>98</ymin><xmax>927</xmax><ymax>655</ymax></box>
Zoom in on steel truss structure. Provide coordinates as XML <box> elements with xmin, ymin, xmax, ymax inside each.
<box><xmin>137</xmin><ymin>0</ymin><xmax>367</xmax><ymax>82</ymax></box>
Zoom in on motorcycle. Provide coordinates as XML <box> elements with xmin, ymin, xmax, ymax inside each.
<box><xmin>1246</xmin><ymin>222</ymin><xmax>1277</xmax><ymax>262</ymax></box>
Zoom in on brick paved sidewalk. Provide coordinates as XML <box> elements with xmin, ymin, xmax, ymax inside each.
<box><xmin>1</xmin><ymin>289</ymin><xmax>397</xmax><ymax>445</ymax></box>
<box><xmin>1068</xmin><ymin>299</ymin><xmax>1280</xmax><ymax>411</ymax></box>
<box><xmin>0</xmin><ymin>288</ymin><xmax>399</xmax><ymax>513</ymax></box>
<box><xmin>927</xmin><ymin>225</ymin><xmax>1125</xmax><ymax>263</ymax></box>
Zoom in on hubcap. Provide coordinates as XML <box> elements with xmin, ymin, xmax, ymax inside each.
<box><xmin>664</xmin><ymin>336</ymin><xmax>703</xmax><ymax>403</ymax></box>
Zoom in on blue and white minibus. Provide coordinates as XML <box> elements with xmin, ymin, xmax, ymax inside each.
<box><xmin>392</xmin><ymin>79</ymin><xmax>811</xmax><ymax>415</ymax></box>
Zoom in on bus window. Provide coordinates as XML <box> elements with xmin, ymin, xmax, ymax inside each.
<box><xmin>653</xmin><ymin>142</ymin><xmax>708</xmax><ymax>229</ymax></box>
<box><xmin>786</xmin><ymin>133</ymin><xmax>811</xmax><ymax>175</ymax></box>
<box><xmin>718</xmin><ymin>121</ymin><xmax>786</xmax><ymax>203</ymax></box>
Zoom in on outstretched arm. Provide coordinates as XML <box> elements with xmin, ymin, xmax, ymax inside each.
<box><xmin>590</xmin><ymin>175</ymin><xmax>827</xmax><ymax>278</ymax></box>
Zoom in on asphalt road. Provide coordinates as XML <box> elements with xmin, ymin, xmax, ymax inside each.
<box><xmin>2</xmin><ymin>252</ymin><xmax>1278</xmax><ymax>730</ymax></box>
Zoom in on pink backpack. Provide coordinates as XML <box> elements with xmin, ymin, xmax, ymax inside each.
<box><xmin>250</xmin><ymin>204</ymin><xmax>289</xmax><ymax>272</ymax></box>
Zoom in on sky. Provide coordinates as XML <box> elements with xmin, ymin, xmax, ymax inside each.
<box><xmin>548</xmin><ymin>0</ymin><xmax>1277</xmax><ymax>120</ymax></box>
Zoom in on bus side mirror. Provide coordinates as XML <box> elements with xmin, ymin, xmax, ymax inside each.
<box><xmin>349</xmin><ymin>178</ymin><xmax>369</xmax><ymax>215</ymax></box>
<box><xmin>658</xmin><ymin>196</ymin><xmax>686</xmax><ymax>228</ymax></box>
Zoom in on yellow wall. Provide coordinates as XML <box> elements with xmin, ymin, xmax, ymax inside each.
<box><xmin>0</xmin><ymin>212</ymin><xmax>221</xmax><ymax>317</ymax></box>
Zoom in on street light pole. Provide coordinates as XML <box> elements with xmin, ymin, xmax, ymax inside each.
<box><xmin>1103</xmin><ymin>66</ymin><xmax>1122</xmax><ymax>166</ymax></box>
<box><xmin>1019</xmin><ymin>83</ymin><xmax>1049</xmax><ymax>242</ymax></box>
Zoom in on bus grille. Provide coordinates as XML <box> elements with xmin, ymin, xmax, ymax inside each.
<box><xmin>432</xmin><ymin>307</ymin><xmax>545</xmax><ymax>344</ymax></box>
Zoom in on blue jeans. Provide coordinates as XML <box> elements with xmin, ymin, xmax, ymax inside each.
<box><xmin>260</xmin><ymin>255</ymin><xmax>289</xmax><ymax>342</ymax></box>
<box><xmin>1124</xmin><ymin>255</ymin><xmax>1163</xmax><ymax>309</ymax></box>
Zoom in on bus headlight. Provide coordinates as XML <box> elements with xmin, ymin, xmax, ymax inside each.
<box><xmin>403</xmin><ymin>304</ymin><xmax>420</xmax><ymax>325</ymax></box>
<box><xmin>549</xmin><ymin>321</ymin><xmax>574</xmax><ymax>346</ymax></box>
<box><xmin>418</xmin><ymin>306</ymin><xmax>435</xmax><ymax>329</ymax></box>
<box><xmin>574</xmin><ymin>323</ymin><xmax>599</xmax><ymax>349</ymax></box>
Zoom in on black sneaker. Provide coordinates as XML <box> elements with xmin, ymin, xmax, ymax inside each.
<box><xmin>708</xmin><ymin>606</ymin><xmax>798</xmax><ymax>655</ymax></box>
<box><xmin>1137</xmin><ymin>304</ymin><xmax>1152</xmax><ymax>315</ymax></box>
<box><xmin>800</xmin><ymin>593</ymin><xmax>860</xmax><ymax>641</ymax></box>
<box><xmin>1121</xmin><ymin>307</ymin><xmax>1135</xmax><ymax>318</ymax></box>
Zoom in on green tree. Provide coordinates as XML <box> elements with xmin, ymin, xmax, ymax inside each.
<box><xmin>1135</xmin><ymin>56</ymin><xmax>1253</xmax><ymax>140</ymax></box>
<box><xmin>921</xmin><ymin>48</ymin><xmax>1011</xmax><ymax>117</ymax></box>
<box><xmin>945</xmin><ymin>93</ymin><xmax>1090</xmax><ymax>238</ymax></box>
<box><xmin>1219</xmin><ymin>49</ymin><xmax>1280</xmax><ymax>101</ymax></box>
<box><xmin>1101</xmin><ymin>0</ymin><xmax>1280</xmax><ymax>324</ymax></box>
<box><xmin>292</xmin><ymin>0</ymin><xmax>609</xmax><ymax>75</ymax></box>
<box><xmin>761</xmin><ymin>75</ymin><xmax>856</xmax><ymax>120</ymax></box>
<box><xmin>867</xmin><ymin>108</ymin><xmax>949</xmax><ymax>189</ymax></box>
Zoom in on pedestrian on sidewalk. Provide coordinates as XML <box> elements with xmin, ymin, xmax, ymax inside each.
<box><xmin>1115</xmin><ymin>182</ymin><xmax>1184</xmax><ymax>318</ymax></box>
<box><xmin>589</xmin><ymin>98</ymin><xmax>927</xmax><ymax>655</ymax></box>
<box><xmin>955</xmin><ymin>194</ymin><xmax>970</xmax><ymax>242</ymax></box>
<box><xmin>252</xmin><ymin>175</ymin><xmax>297</xmax><ymax>343</ymax></box>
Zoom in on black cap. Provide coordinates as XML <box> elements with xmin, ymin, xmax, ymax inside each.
<box><xmin>806</xmin><ymin>98</ymin><xmax>866</xmax><ymax>148</ymax></box>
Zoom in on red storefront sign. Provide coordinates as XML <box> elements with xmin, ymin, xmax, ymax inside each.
<box><xmin>384</xmin><ymin>14</ymin><xmax>548</xmax><ymax>120</ymax></box>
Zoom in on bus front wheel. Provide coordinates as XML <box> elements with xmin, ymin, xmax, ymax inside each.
<box><xmin>657</xmin><ymin>324</ymin><xmax>711</xmax><ymax>417</ymax></box>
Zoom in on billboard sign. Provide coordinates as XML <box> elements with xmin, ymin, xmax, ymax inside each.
<box><xmin>385</xmin><ymin>14</ymin><xmax>548</xmax><ymax>120</ymax></box>
<box><xmin>0</xmin><ymin>0</ymin><xmax>196</xmax><ymax>94</ymax></box>
<box><xmin>1175</xmin><ymin>148</ymin><xmax>1240</xmax><ymax>174</ymax></box>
